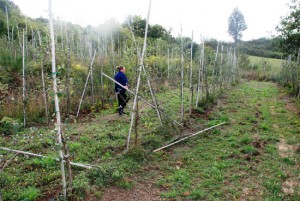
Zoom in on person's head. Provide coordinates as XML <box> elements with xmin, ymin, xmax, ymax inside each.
<box><xmin>117</xmin><ymin>65</ymin><xmax>126</xmax><ymax>73</ymax></box>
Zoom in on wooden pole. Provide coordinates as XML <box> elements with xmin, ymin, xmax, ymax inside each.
<box><xmin>195</xmin><ymin>37</ymin><xmax>202</xmax><ymax>108</ymax></box>
<box><xmin>127</xmin><ymin>20</ymin><xmax>163</xmax><ymax>126</ymax></box>
<box><xmin>188</xmin><ymin>31</ymin><xmax>194</xmax><ymax>117</ymax></box>
<box><xmin>76</xmin><ymin>50</ymin><xmax>96</xmax><ymax>118</ymax></box>
<box><xmin>5</xmin><ymin>6</ymin><xmax>10</xmax><ymax>44</ymax></box>
<box><xmin>126</xmin><ymin>0</ymin><xmax>152</xmax><ymax>152</ymax></box>
<box><xmin>0</xmin><ymin>147</ymin><xmax>93</xmax><ymax>169</ymax></box>
<box><xmin>180</xmin><ymin>25</ymin><xmax>184</xmax><ymax>121</ymax></box>
<box><xmin>38</xmin><ymin>31</ymin><xmax>50</xmax><ymax>125</ymax></box>
<box><xmin>22</xmin><ymin>30</ymin><xmax>26</xmax><ymax>127</ymax></box>
<box><xmin>153</xmin><ymin>122</ymin><xmax>225</xmax><ymax>152</ymax></box>
<box><xmin>49</xmin><ymin>0</ymin><xmax>67</xmax><ymax>198</ymax></box>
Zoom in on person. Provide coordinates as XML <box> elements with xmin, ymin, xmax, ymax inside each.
<box><xmin>114</xmin><ymin>65</ymin><xmax>129</xmax><ymax>115</ymax></box>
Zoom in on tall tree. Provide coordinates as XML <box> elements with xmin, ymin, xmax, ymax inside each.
<box><xmin>276</xmin><ymin>0</ymin><xmax>300</xmax><ymax>55</ymax></box>
<box><xmin>228</xmin><ymin>7</ymin><xmax>247</xmax><ymax>44</ymax></box>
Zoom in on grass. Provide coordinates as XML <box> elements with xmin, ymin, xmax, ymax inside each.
<box><xmin>0</xmin><ymin>80</ymin><xmax>299</xmax><ymax>200</ymax></box>
<box><xmin>246</xmin><ymin>56</ymin><xmax>284</xmax><ymax>81</ymax></box>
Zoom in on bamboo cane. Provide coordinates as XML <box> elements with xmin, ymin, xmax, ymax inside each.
<box><xmin>180</xmin><ymin>25</ymin><xmax>184</xmax><ymax>121</ymax></box>
<box><xmin>126</xmin><ymin>0</ymin><xmax>152</xmax><ymax>152</ymax></box>
<box><xmin>201</xmin><ymin>38</ymin><xmax>205</xmax><ymax>100</ymax></box>
<box><xmin>219</xmin><ymin>45</ymin><xmax>224</xmax><ymax>90</ymax></box>
<box><xmin>22</xmin><ymin>31</ymin><xmax>26</xmax><ymax>127</ymax></box>
<box><xmin>76</xmin><ymin>50</ymin><xmax>97</xmax><ymax>118</ymax></box>
<box><xmin>37</xmin><ymin>31</ymin><xmax>50</xmax><ymax>125</ymax></box>
<box><xmin>127</xmin><ymin>20</ymin><xmax>163</xmax><ymax>126</ymax></box>
<box><xmin>49</xmin><ymin>0</ymin><xmax>67</xmax><ymax>198</ymax></box>
<box><xmin>5</xmin><ymin>6</ymin><xmax>10</xmax><ymax>44</ymax></box>
<box><xmin>195</xmin><ymin>37</ymin><xmax>202</xmax><ymax>107</ymax></box>
<box><xmin>188</xmin><ymin>31</ymin><xmax>193</xmax><ymax>117</ymax></box>
<box><xmin>0</xmin><ymin>147</ymin><xmax>93</xmax><ymax>169</ymax></box>
<box><xmin>213</xmin><ymin>42</ymin><xmax>219</xmax><ymax>90</ymax></box>
<box><xmin>153</xmin><ymin>122</ymin><xmax>225</xmax><ymax>152</ymax></box>
<box><xmin>167</xmin><ymin>48</ymin><xmax>170</xmax><ymax>80</ymax></box>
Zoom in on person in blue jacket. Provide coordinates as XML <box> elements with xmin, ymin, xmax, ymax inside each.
<box><xmin>114</xmin><ymin>66</ymin><xmax>129</xmax><ymax>115</ymax></box>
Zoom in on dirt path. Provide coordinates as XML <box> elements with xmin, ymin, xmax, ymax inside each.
<box><xmin>100</xmin><ymin>81</ymin><xmax>300</xmax><ymax>200</ymax></box>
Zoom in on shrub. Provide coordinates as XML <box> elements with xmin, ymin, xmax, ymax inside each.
<box><xmin>19</xmin><ymin>187</ymin><xmax>41</xmax><ymax>201</ymax></box>
<box><xmin>0</xmin><ymin>116</ymin><xmax>22</xmax><ymax>135</ymax></box>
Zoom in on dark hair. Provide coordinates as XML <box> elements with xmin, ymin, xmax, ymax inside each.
<box><xmin>117</xmin><ymin>65</ymin><xmax>125</xmax><ymax>71</ymax></box>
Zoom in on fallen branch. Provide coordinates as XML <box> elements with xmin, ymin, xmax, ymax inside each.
<box><xmin>153</xmin><ymin>122</ymin><xmax>226</xmax><ymax>152</ymax></box>
<box><xmin>0</xmin><ymin>147</ymin><xmax>94</xmax><ymax>169</ymax></box>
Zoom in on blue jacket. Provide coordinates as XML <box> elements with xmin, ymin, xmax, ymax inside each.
<box><xmin>114</xmin><ymin>72</ymin><xmax>128</xmax><ymax>92</ymax></box>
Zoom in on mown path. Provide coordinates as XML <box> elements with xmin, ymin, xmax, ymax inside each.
<box><xmin>101</xmin><ymin>81</ymin><xmax>300</xmax><ymax>201</ymax></box>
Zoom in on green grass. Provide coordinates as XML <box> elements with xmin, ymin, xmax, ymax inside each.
<box><xmin>0</xmin><ymin>81</ymin><xmax>299</xmax><ymax>200</ymax></box>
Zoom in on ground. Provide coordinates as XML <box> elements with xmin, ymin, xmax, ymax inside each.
<box><xmin>100</xmin><ymin>81</ymin><xmax>300</xmax><ymax>200</ymax></box>
<box><xmin>0</xmin><ymin>80</ymin><xmax>299</xmax><ymax>200</ymax></box>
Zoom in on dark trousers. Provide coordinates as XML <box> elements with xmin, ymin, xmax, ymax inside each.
<box><xmin>117</xmin><ymin>91</ymin><xmax>127</xmax><ymax>110</ymax></box>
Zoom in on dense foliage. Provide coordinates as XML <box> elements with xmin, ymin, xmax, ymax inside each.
<box><xmin>276</xmin><ymin>0</ymin><xmax>300</xmax><ymax>56</ymax></box>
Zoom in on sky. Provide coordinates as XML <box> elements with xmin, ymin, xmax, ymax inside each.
<box><xmin>11</xmin><ymin>0</ymin><xmax>291</xmax><ymax>42</ymax></box>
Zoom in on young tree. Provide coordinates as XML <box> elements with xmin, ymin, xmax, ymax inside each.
<box><xmin>228</xmin><ymin>7</ymin><xmax>247</xmax><ymax>44</ymax></box>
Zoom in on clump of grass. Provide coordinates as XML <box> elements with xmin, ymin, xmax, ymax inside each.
<box><xmin>124</xmin><ymin>146</ymin><xmax>146</xmax><ymax>163</ymax></box>
<box><xmin>142</xmin><ymin>133</ymin><xmax>163</xmax><ymax>150</ymax></box>
<box><xmin>188</xmin><ymin>189</ymin><xmax>206</xmax><ymax>199</ymax></box>
<box><xmin>72</xmin><ymin>172</ymin><xmax>90</xmax><ymax>198</ymax></box>
<box><xmin>282</xmin><ymin>157</ymin><xmax>296</xmax><ymax>165</ymax></box>
<box><xmin>240</xmin><ymin>145</ymin><xmax>258</xmax><ymax>155</ymax></box>
<box><xmin>240</xmin><ymin>136</ymin><xmax>253</xmax><ymax>144</ymax></box>
<box><xmin>19</xmin><ymin>186</ymin><xmax>41</xmax><ymax>201</ymax></box>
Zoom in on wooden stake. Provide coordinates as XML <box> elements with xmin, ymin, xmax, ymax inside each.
<box><xmin>153</xmin><ymin>122</ymin><xmax>225</xmax><ymax>152</ymax></box>
<box><xmin>49</xmin><ymin>0</ymin><xmax>67</xmax><ymax>198</ymax></box>
<box><xmin>22</xmin><ymin>30</ymin><xmax>26</xmax><ymax>127</ymax></box>
<box><xmin>188</xmin><ymin>31</ymin><xmax>194</xmax><ymax>117</ymax></box>
<box><xmin>126</xmin><ymin>0</ymin><xmax>152</xmax><ymax>152</ymax></box>
<box><xmin>180</xmin><ymin>25</ymin><xmax>184</xmax><ymax>121</ymax></box>
<box><xmin>76</xmin><ymin>50</ymin><xmax>97</xmax><ymax>118</ymax></box>
<box><xmin>0</xmin><ymin>147</ymin><xmax>93</xmax><ymax>169</ymax></box>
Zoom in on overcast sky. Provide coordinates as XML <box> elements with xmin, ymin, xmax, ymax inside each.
<box><xmin>12</xmin><ymin>0</ymin><xmax>291</xmax><ymax>42</ymax></box>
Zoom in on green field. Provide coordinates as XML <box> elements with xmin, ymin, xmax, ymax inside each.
<box><xmin>249</xmin><ymin>55</ymin><xmax>284</xmax><ymax>77</ymax></box>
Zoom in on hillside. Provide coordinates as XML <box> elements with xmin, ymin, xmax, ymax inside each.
<box><xmin>238</xmin><ymin>38</ymin><xmax>284</xmax><ymax>59</ymax></box>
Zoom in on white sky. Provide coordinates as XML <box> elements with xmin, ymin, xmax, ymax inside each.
<box><xmin>12</xmin><ymin>0</ymin><xmax>291</xmax><ymax>42</ymax></box>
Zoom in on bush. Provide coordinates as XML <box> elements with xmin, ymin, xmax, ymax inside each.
<box><xmin>72</xmin><ymin>172</ymin><xmax>90</xmax><ymax>198</ymax></box>
<box><xmin>19</xmin><ymin>187</ymin><xmax>41</xmax><ymax>201</ymax></box>
<box><xmin>0</xmin><ymin>116</ymin><xmax>22</xmax><ymax>135</ymax></box>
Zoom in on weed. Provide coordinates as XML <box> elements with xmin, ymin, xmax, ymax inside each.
<box><xmin>72</xmin><ymin>172</ymin><xmax>90</xmax><ymax>198</ymax></box>
<box><xmin>240</xmin><ymin>145</ymin><xmax>258</xmax><ymax>155</ymax></box>
<box><xmin>19</xmin><ymin>186</ymin><xmax>41</xmax><ymax>201</ymax></box>
<box><xmin>282</xmin><ymin>157</ymin><xmax>296</xmax><ymax>165</ymax></box>
<box><xmin>188</xmin><ymin>189</ymin><xmax>206</xmax><ymax>199</ymax></box>
<box><xmin>240</xmin><ymin>136</ymin><xmax>253</xmax><ymax>144</ymax></box>
<box><xmin>124</xmin><ymin>146</ymin><xmax>146</xmax><ymax>163</ymax></box>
